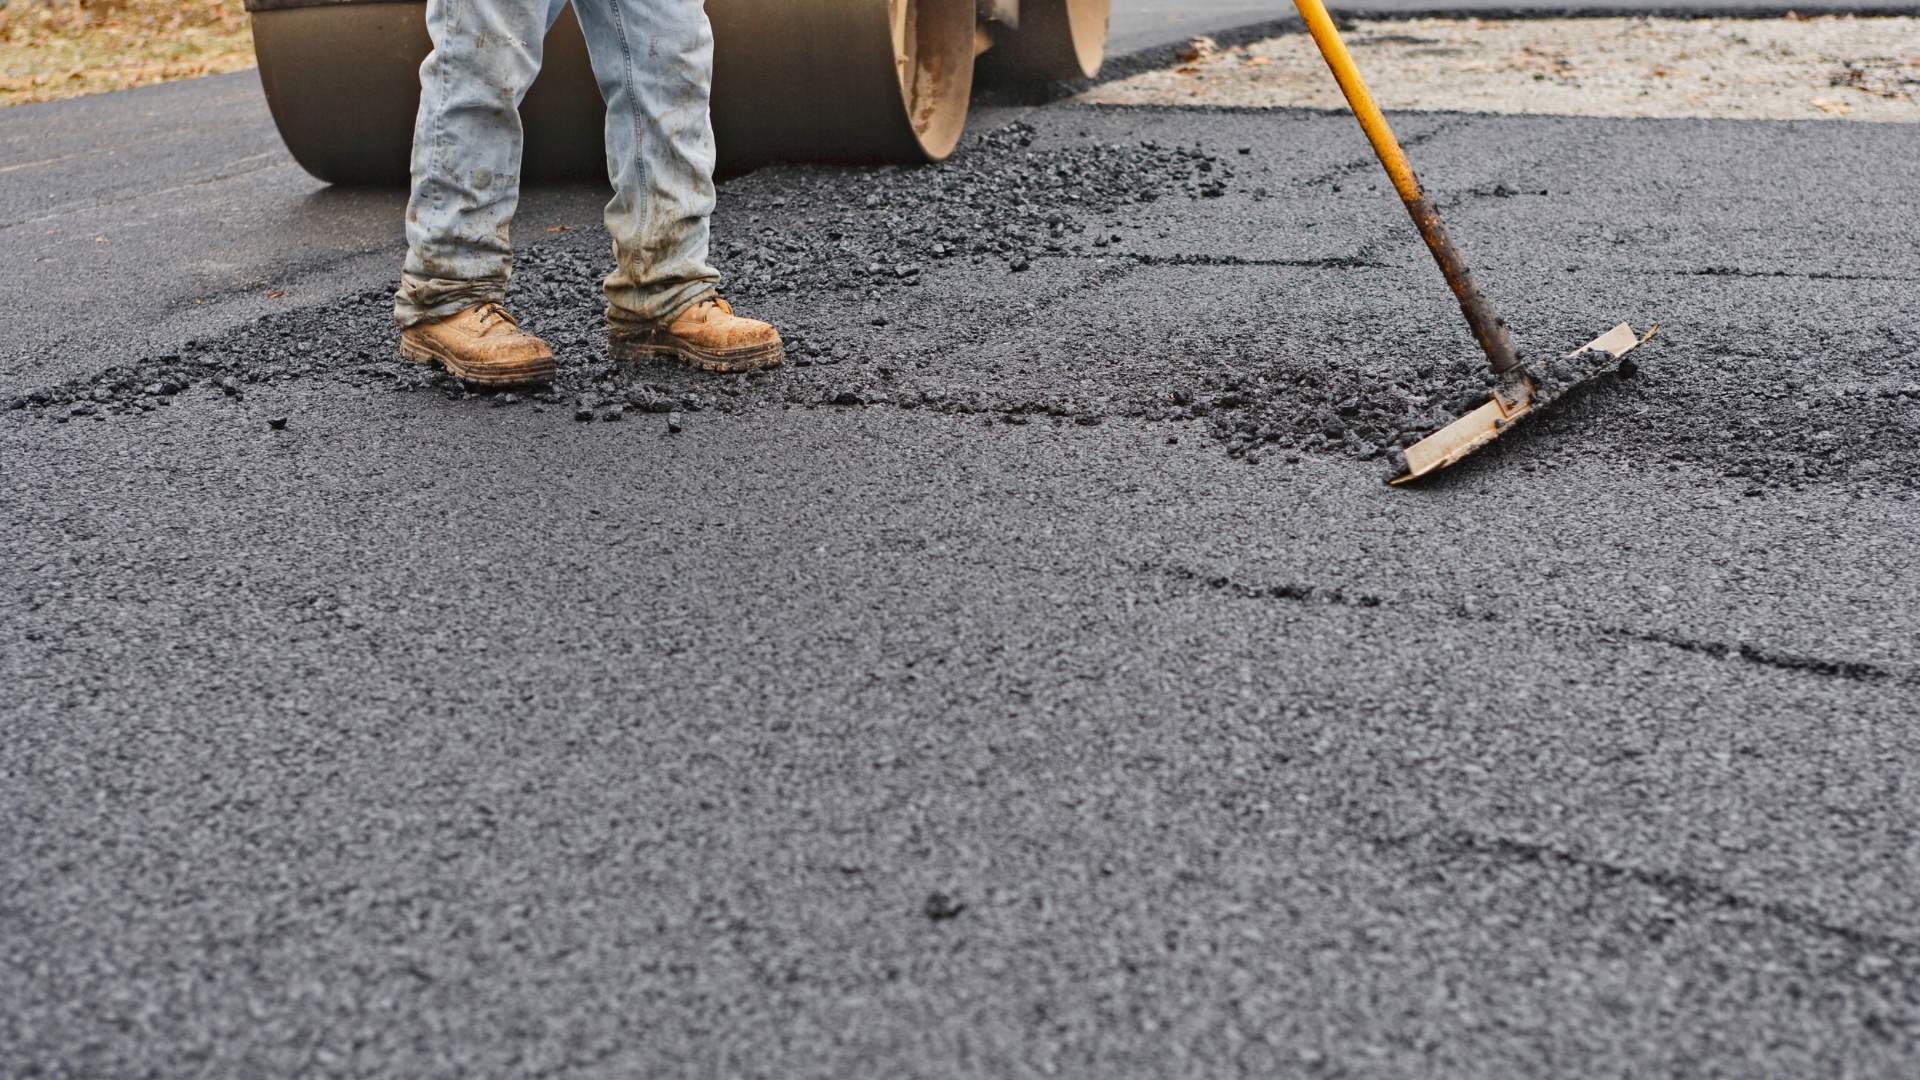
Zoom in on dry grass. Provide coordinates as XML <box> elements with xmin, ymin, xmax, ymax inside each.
<box><xmin>1</xmin><ymin>0</ymin><xmax>254</xmax><ymax>107</ymax></box>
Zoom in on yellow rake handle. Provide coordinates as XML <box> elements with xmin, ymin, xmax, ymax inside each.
<box><xmin>1291</xmin><ymin>0</ymin><xmax>1523</xmax><ymax>375</ymax></box>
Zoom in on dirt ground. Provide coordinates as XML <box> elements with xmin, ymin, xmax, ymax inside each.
<box><xmin>0</xmin><ymin>0</ymin><xmax>252</xmax><ymax>107</ymax></box>
<box><xmin>1084</xmin><ymin>16</ymin><xmax>1920</xmax><ymax>122</ymax></box>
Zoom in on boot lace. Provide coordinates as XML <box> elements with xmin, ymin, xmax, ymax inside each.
<box><xmin>472</xmin><ymin>302</ymin><xmax>517</xmax><ymax>329</ymax></box>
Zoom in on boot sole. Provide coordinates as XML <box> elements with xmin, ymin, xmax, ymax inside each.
<box><xmin>608</xmin><ymin>329</ymin><xmax>785</xmax><ymax>374</ymax></box>
<box><xmin>400</xmin><ymin>335</ymin><xmax>556</xmax><ymax>388</ymax></box>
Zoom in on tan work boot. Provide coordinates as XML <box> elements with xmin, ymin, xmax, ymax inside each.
<box><xmin>399</xmin><ymin>302</ymin><xmax>557</xmax><ymax>388</ymax></box>
<box><xmin>607</xmin><ymin>297</ymin><xmax>784</xmax><ymax>373</ymax></box>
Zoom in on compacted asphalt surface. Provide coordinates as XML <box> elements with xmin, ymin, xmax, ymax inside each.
<box><xmin>4</xmin><ymin>6</ymin><xmax>1919</xmax><ymax>1079</ymax></box>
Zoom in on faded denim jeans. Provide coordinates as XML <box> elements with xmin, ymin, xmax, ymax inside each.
<box><xmin>394</xmin><ymin>0</ymin><xmax>720</xmax><ymax>328</ymax></box>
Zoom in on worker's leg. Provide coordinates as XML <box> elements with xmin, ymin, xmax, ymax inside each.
<box><xmin>393</xmin><ymin>0</ymin><xmax>561</xmax><ymax>387</ymax></box>
<box><xmin>572</xmin><ymin>0</ymin><xmax>783</xmax><ymax>371</ymax></box>
<box><xmin>569</xmin><ymin>0</ymin><xmax>721</xmax><ymax>324</ymax></box>
<box><xmin>393</xmin><ymin>0</ymin><xmax>558</xmax><ymax>327</ymax></box>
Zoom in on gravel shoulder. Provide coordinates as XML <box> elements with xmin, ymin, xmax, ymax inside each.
<box><xmin>1086</xmin><ymin>15</ymin><xmax>1920</xmax><ymax>121</ymax></box>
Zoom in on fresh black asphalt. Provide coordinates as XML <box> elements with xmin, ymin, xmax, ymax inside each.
<box><xmin>4</xmin><ymin>9</ymin><xmax>1919</xmax><ymax>1079</ymax></box>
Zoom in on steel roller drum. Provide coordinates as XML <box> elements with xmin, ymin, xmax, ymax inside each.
<box><xmin>982</xmin><ymin>0</ymin><xmax>1107</xmax><ymax>82</ymax></box>
<box><xmin>246</xmin><ymin>0</ymin><xmax>1107</xmax><ymax>185</ymax></box>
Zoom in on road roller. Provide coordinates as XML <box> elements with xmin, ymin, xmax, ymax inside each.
<box><xmin>244</xmin><ymin>0</ymin><xmax>1110</xmax><ymax>184</ymax></box>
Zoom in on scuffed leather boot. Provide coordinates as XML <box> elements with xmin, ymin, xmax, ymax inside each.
<box><xmin>400</xmin><ymin>302</ymin><xmax>557</xmax><ymax>388</ymax></box>
<box><xmin>607</xmin><ymin>297</ymin><xmax>784</xmax><ymax>373</ymax></box>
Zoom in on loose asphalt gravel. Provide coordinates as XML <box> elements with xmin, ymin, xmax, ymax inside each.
<box><xmin>5</xmin><ymin>23</ymin><xmax>1920</xmax><ymax>1080</ymax></box>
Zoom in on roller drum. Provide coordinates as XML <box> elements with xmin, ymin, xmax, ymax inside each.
<box><xmin>247</xmin><ymin>0</ymin><xmax>979</xmax><ymax>185</ymax></box>
<box><xmin>708</xmin><ymin>0</ymin><xmax>976</xmax><ymax>171</ymax></box>
<box><xmin>249</xmin><ymin>1</ymin><xmax>430</xmax><ymax>185</ymax></box>
<box><xmin>989</xmin><ymin>0</ymin><xmax>1109</xmax><ymax>82</ymax></box>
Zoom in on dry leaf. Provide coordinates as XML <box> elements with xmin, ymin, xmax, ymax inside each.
<box><xmin>1175</xmin><ymin>35</ymin><xmax>1219</xmax><ymax>63</ymax></box>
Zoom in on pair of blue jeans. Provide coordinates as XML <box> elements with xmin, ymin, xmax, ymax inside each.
<box><xmin>394</xmin><ymin>0</ymin><xmax>720</xmax><ymax>328</ymax></box>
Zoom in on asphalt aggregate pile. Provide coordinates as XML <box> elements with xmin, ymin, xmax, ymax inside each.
<box><xmin>11</xmin><ymin>111</ymin><xmax>1917</xmax><ymax>497</ymax></box>
<box><xmin>5</xmin><ymin>99</ymin><xmax>1919</xmax><ymax>1078</ymax></box>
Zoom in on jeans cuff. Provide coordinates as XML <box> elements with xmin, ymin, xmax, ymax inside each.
<box><xmin>604</xmin><ymin>282</ymin><xmax>719</xmax><ymax>328</ymax></box>
<box><xmin>393</xmin><ymin>275</ymin><xmax>508</xmax><ymax>328</ymax></box>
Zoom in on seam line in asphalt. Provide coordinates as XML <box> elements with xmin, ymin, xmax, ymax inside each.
<box><xmin>0</xmin><ymin>155</ymin><xmax>296</xmax><ymax>232</ymax></box>
<box><xmin>0</xmin><ymin>118</ymin><xmax>276</xmax><ymax>173</ymax></box>
<box><xmin>1417</xmin><ymin>830</ymin><xmax>1920</xmax><ymax>960</ymax></box>
<box><xmin>1143</xmin><ymin>559</ymin><xmax>1916</xmax><ymax>684</ymax></box>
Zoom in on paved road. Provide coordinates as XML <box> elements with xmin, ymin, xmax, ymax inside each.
<box><xmin>5</xmin><ymin>4</ymin><xmax>1919</xmax><ymax>1078</ymax></box>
